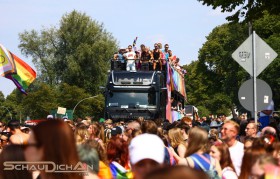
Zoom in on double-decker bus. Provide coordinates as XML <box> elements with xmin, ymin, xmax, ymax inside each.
<box><xmin>104</xmin><ymin>59</ymin><xmax>186</xmax><ymax>122</ymax></box>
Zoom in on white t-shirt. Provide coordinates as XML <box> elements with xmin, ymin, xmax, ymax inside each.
<box><xmin>222</xmin><ymin>166</ymin><xmax>238</xmax><ymax>179</ymax></box>
<box><xmin>124</xmin><ymin>51</ymin><xmax>136</xmax><ymax>60</ymax></box>
<box><xmin>229</xmin><ymin>141</ymin><xmax>244</xmax><ymax>176</ymax></box>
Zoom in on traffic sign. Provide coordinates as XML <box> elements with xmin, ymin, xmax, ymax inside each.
<box><xmin>238</xmin><ymin>79</ymin><xmax>272</xmax><ymax>112</ymax></box>
<box><xmin>232</xmin><ymin>33</ymin><xmax>278</xmax><ymax>77</ymax></box>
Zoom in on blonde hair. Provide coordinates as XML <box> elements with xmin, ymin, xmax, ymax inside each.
<box><xmin>186</xmin><ymin>127</ymin><xmax>208</xmax><ymax>156</ymax></box>
<box><xmin>168</xmin><ymin>128</ymin><xmax>185</xmax><ymax>148</ymax></box>
<box><xmin>90</xmin><ymin>122</ymin><xmax>105</xmax><ymax>142</ymax></box>
<box><xmin>224</xmin><ymin>120</ymin><xmax>240</xmax><ymax>134</ymax></box>
<box><xmin>75</xmin><ymin>126</ymin><xmax>89</xmax><ymax>145</ymax></box>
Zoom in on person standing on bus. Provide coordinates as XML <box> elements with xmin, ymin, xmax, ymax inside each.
<box><xmin>123</xmin><ymin>45</ymin><xmax>136</xmax><ymax>71</ymax></box>
<box><xmin>152</xmin><ymin>43</ymin><xmax>162</xmax><ymax>71</ymax></box>
<box><xmin>161</xmin><ymin>44</ymin><xmax>169</xmax><ymax>71</ymax></box>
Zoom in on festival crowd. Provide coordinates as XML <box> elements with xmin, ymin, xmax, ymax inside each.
<box><xmin>112</xmin><ymin>43</ymin><xmax>186</xmax><ymax>76</ymax></box>
<box><xmin>0</xmin><ymin>43</ymin><xmax>279</xmax><ymax>178</ymax></box>
<box><xmin>0</xmin><ymin>112</ymin><xmax>280</xmax><ymax>179</ymax></box>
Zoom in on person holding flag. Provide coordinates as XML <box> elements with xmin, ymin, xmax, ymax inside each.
<box><xmin>123</xmin><ymin>45</ymin><xmax>136</xmax><ymax>71</ymax></box>
<box><xmin>132</xmin><ymin>37</ymin><xmax>138</xmax><ymax>52</ymax></box>
<box><xmin>132</xmin><ymin>37</ymin><xmax>142</xmax><ymax>70</ymax></box>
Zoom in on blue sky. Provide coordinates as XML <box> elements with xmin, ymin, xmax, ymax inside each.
<box><xmin>0</xmin><ymin>0</ymin><xmax>230</xmax><ymax>97</ymax></box>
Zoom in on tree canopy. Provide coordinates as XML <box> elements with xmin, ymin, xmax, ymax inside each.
<box><xmin>197</xmin><ymin>0</ymin><xmax>280</xmax><ymax>23</ymax></box>
<box><xmin>0</xmin><ymin>10</ymin><xmax>116</xmax><ymax>121</ymax></box>
<box><xmin>185</xmin><ymin>11</ymin><xmax>280</xmax><ymax>116</ymax></box>
<box><xmin>2</xmin><ymin>9</ymin><xmax>279</xmax><ymax>120</ymax></box>
<box><xmin>19</xmin><ymin>10</ymin><xmax>118</xmax><ymax>95</ymax></box>
<box><xmin>0</xmin><ymin>82</ymin><xmax>105</xmax><ymax>120</ymax></box>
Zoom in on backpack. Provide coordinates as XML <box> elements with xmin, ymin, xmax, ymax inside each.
<box><xmin>190</xmin><ymin>154</ymin><xmax>221</xmax><ymax>179</ymax></box>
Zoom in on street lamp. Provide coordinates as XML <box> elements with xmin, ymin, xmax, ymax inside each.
<box><xmin>72</xmin><ymin>95</ymin><xmax>98</xmax><ymax>115</ymax></box>
<box><xmin>1</xmin><ymin>106</ymin><xmax>12</xmax><ymax>120</ymax></box>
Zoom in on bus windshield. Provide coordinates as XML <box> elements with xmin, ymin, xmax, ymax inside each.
<box><xmin>107</xmin><ymin>91</ymin><xmax>156</xmax><ymax>108</ymax></box>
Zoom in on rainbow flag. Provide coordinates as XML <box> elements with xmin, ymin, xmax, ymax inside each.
<box><xmin>168</xmin><ymin>65</ymin><xmax>186</xmax><ymax>98</ymax></box>
<box><xmin>0</xmin><ymin>44</ymin><xmax>16</xmax><ymax>76</ymax></box>
<box><xmin>109</xmin><ymin>161</ymin><xmax>133</xmax><ymax>179</ymax></box>
<box><xmin>166</xmin><ymin>63</ymin><xmax>172</xmax><ymax>122</ymax></box>
<box><xmin>5</xmin><ymin>52</ymin><xmax>36</xmax><ymax>94</ymax></box>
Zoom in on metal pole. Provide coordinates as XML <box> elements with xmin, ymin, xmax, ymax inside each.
<box><xmin>72</xmin><ymin>95</ymin><xmax>98</xmax><ymax>115</ymax></box>
<box><xmin>252</xmin><ymin>31</ymin><xmax>258</xmax><ymax>124</ymax></box>
<box><xmin>248</xmin><ymin>21</ymin><xmax>252</xmax><ymax>35</ymax></box>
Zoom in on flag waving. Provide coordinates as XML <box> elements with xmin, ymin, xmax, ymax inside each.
<box><xmin>132</xmin><ymin>37</ymin><xmax>138</xmax><ymax>51</ymax></box>
<box><xmin>0</xmin><ymin>44</ymin><xmax>36</xmax><ymax>94</ymax></box>
<box><xmin>5</xmin><ymin>52</ymin><xmax>37</xmax><ymax>94</ymax></box>
<box><xmin>0</xmin><ymin>44</ymin><xmax>16</xmax><ymax>76</ymax></box>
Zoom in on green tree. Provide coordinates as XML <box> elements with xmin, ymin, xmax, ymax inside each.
<box><xmin>20</xmin><ymin>83</ymin><xmax>58</xmax><ymax>119</ymax></box>
<box><xmin>198</xmin><ymin>22</ymin><xmax>249</xmax><ymax>106</ymax></box>
<box><xmin>4</xmin><ymin>82</ymin><xmax>105</xmax><ymax>120</ymax></box>
<box><xmin>0</xmin><ymin>92</ymin><xmax>4</xmax><ymax>103</ymax></box>
<box><xmin>196</xmin><ymin>105</ymin><xmax>211</xmax><ymax>117</ymax></box>
<box><xmin>56</xmin><ymin>83</ymin><xmax>104</xmax><ymax>120</ymax></box>
<box><xmin>186</xmin><ymin>13</ymin><xmax>280</xmax><ymax>115</ymax></box>
<box><xmin>3</xmin><ymin>90</ymin><xmax>21</xmax><ymax>121</ymax></box>
<box><xmin>254</xmin><ymin>12</ymin><xmax>280</xmax><ymax>109</ymax></box>
<box><xmin>19</xmin><ymin>10</ymin><xmax>118</xmax><ymax>95</ymax></box>
<box><xmin>197</xmin><ymin>0</ymin><xmax>280</xmax><ymax>22</ymax></box>
<box><xmin>0</xmin><ymin>91</ymin><xmax>8</xmax><ymax>120</ymax></box>
<box><xmin>185</xmin><ymin>23</ymin><xmax>248</xmax><ymax>115</ymax></box>
<box><xmin>184</xmin><ymin>61</ymin><xmax>211</xmax><ymax>106</ymax></box>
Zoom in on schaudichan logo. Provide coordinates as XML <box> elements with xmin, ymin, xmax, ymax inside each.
<box><xmin>4</xmin><ymin>161</ymin><xmax>93</xmax><ymax>175</ymax></box>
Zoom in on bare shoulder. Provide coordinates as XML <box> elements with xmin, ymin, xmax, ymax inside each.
<box><xmin>185</xmin><ymin>157</ymin><xmax>195</xmax><ymax>168</ymax></box>
<box><xmin>9</xmin><ymin>135</ymin><xmax>19</xmax><ymax>144</ymax></box>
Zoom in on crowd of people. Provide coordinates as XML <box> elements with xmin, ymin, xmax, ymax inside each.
<box><xmin>0</xmin><ymin>114</ymin><xmax>280</xmax><ymax>179</ymax></box>
<box><xmin>113</xmin><ymin>43</ymin><xmax>186</xmax><ymax>76</ymax></box>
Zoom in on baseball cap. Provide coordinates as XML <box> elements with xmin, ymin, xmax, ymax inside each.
<box><xmin>99</xmin><ymin>118</ymin><xmax>105</xmax><ymax>123</ymax></box>
<box><xmin>111</xmin><ymin>126</ymin><xmax>122</xmax><ymax>136</ymax></box>
<box><xmin>111</xmin><ymin>128</ymin><xmax>117</xmax><ymax>136</ymax></box>
<box><xmin>129</xmin><ymin>133</ymin><xmax>165</xmax><ymax>165</ymax></box>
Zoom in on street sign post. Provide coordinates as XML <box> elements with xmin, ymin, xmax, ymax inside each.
<box><xmin>232</xmin><ymin>31</ymin><xmax>278</xmax><ymax>122</ymax></box>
